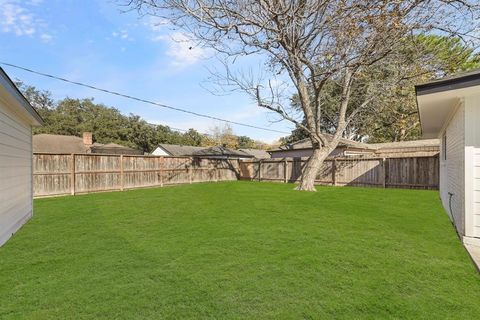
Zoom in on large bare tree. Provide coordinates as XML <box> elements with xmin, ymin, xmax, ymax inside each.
<box><xmin>128</xmin><ymin>0</ymin><xmax>480</xmax><ymax>191</ymax></box>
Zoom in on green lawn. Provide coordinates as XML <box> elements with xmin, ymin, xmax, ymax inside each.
<box><xmin>1</xmin><ymin>182</ymin><xmax>479</xmax><ymax>319</ymax></box>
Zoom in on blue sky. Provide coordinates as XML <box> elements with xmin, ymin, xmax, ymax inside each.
<box><xmin>0</xmin><ymin>0</ymin><xmax>293</xmax><ymax>143</ymax></box>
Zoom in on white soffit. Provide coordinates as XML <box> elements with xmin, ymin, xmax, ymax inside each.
<box><xmin>417</xmin><ymin>86</ymin><xmax>480</xmax><ymax>139</ymax></box>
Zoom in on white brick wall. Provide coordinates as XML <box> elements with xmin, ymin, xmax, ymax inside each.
<box><xmin>440</xmin><ymin>103</ymin><xmax>465</xmax><ymax>235</ymax></box>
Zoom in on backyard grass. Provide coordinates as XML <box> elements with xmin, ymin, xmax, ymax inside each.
<box><xmin>1</xmin><ymin>182</ymin><xmax>480</xmax><ymax>319</ymax></box>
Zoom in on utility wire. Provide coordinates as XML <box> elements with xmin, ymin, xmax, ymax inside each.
<box><xmin>148</xmin><ymin>123</ymin><xmax>211</xmax><ymax>137</ymax></box>
<box><xmin>0</xmin><ymin>62</ymin><xmax>290</xmax><ymax>135</ymax></box>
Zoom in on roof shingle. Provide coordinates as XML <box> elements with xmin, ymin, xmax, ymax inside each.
<box><xmin>156</xmin><ymin>144</ymin><xmax>206</xmax><ymax>156</ymax></box>
<box><xmin>269</xmin><ymin>136</ymin><xmax>374</xmax><ymax>152</ymax></box>
<box><xmin>192</xmin><ymin>146</ymin><xmax>253</xmax><ymax>158</ymax></box>
<box><xmin>33</xmin><ymin>134</ymin><xmax>89</xmax><ymax>154</ymax></box>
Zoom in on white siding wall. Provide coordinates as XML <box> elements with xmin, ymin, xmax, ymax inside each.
<box><xmin>440</xmin><ymin>102</ymin><xmax>465</xmax><ymax>236</ymax></box>
<box><xmin>151</xmin><ymin>147</ymin><xmax>169</xmax><ymax>156</ymax></box>
<box><xmin>0</xmin><ymin>96</ymin><xmax>33</xmax><ymax>246</ymax></box>
<box><xmin>464</xmin><ymin>95</ymin><xmax>480</xmax><ymax>239</ymax></box>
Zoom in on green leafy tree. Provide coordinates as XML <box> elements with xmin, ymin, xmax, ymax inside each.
<box><xmin>17</xmin><ymin>85</ymin><xmax>218</xmax><ymax>152</ymax></box>
<box><xmin>237</xmin><ymin>136</ymin><xmax>256</xmax><ymax>149</ymax></box>
<box><xmin>206</xmin><ymin>124</ymin><xmax>238</xmax><ymax>148</ymax></box>
<box><xmin>363</xmin><ymin>35</ymin><xmax>480</xmax><ymax>142</ymax></box>
<box><xmin>15</xmin><ymin>81</ymin><xmax>55</xmax><ymax>133</ymax></box>
<box><xmin>182</xmin><ymin>129</ymin><xmax>204</xmax><ymax>146</ymax></box>
<box><xmin>282</xmin><ymin>35</ymin><xmax>480</xmax><ymax>144</ymax></box>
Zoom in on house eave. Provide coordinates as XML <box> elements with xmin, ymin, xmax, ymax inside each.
<box><xmin>416</xmin><ymin>83</ymin><xmax>480</xmax><ymax>138</ymax></box>
<box><xmin>416</xmin><ymin>71</ymin><xmax>480</xmax><ymax>96</ymax></box>
<box><xmin>0</xmin><ymin>67</ymin><xmax>44</xmax><ymax>126</ymax></box>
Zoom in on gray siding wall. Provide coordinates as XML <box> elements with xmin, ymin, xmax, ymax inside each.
<box><xmin>0</xmin><ymin>96</ymin><xmax>33</xmax><ymax>246</ymax></box>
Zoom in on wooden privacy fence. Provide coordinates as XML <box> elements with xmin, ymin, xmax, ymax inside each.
<box><xmin>34</xmin><ymin>153</ymin><xmax>439</xmax><ymax>197</ymax></box>
<box><xmin>239</xmin><ymin>155</ymin><xmax>439</xmax><ymax>190</ymax></box>
<box><xmin>33</xmin><ymin>153</ymin><xmax>239</xmax><ymax>197</ymax></box>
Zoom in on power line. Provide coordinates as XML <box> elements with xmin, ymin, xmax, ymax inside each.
<box><xmin>149</xmin><ymin>123</ymin><xmax>186</xmax><ymax>133</ymax></box>
<box><xmin>148</xmin><ymin>123</ymin><xmax>211</xmax><ymax>137</ymax></box>
<box><xmin>0</xmin><ymin>62</ymin><xmax>290</xmax><ymax>135</ymax></box>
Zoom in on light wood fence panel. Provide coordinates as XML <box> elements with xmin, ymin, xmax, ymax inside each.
<box><xmin>33</xmin><ymin>153</ymin><xmax>239</xmax><ymax>197</ymax></box>
<box><xmin>33</xmin><ymin>153</ymin><xmax>72</xmax><ymax>197</ymax></box>
<box><xmin>123</xmin><ymin>155</ymin><xmax>161</xmax><ymax>189</ymax></box>
<box><xmin>315</xmin><ymin>160</ymin><xmax>335</xmax><ymax>185</ymax></box>
<box><xmin>335</xmin><ymin>158</ymin><xmax>383</xmax><ymax>187</ymax></box>
<box><xmin>74</xmin><ymin>154</ymin><xmax>121</xmax><ymax>193</ymax></box>
<box><xmin>239</xmin><ymin>161</ymin><xmax>260</xmax><ymax>180</ymax></box>
<box><xmin>34</xmin><ymin>153</ymin><xmax>439</xmax><ymax>197</ymax></box>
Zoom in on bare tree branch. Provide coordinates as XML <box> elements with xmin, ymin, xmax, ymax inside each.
<box><xmin>126</xmin><ymin>0</ymin><xmax>480</xmax><ymax>190</ymax></box>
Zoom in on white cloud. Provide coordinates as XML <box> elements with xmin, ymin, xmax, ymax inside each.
<box><xmin>0</xmin><ymin>0</ymin><xmax>52</xmax><ymax>41</ymax></box>
<box><xmin>111</xmin><ymin>29</ymin><xmax>134</xmax><ymax>41</ymax></box>
<box><xmin>40</xmin><ymin>33</ymin><xmax>52</xmax><ymax>43</ymax></box>
<box><xmin>147</xmin><ymin>16</ymin><xmax>169</xmax><ymax>33</ymax></box>
<box><xmin>160</xmin><ymin>32</ymin><xmax>209</xmax><ymax>68</ymax></box>
<box><xmin>145</xmin><ymin>16</ymin><xmax>208</xmax><ymax>68</ymax></box>
<box><xmin>229</xmin><ymin>104</ymin><xmax>268</xmax><ymax>122</ymax></box>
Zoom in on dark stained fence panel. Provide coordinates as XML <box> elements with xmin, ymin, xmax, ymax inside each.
<box><xmin>239</xmin><ymin>155</ymin><xmax>439</xmax><ymax>190</ymax></box>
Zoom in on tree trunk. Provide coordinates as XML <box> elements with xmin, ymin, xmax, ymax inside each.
<box><xmin>296</xmin><ymin>147</ymin><xmax>330</xmax><ymax>192</ymax></box>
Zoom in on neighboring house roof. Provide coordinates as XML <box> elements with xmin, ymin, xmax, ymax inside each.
<box><xmin>33</xmin><ymin>134</ymin><xmax>89</xmax><ymax>153</ymax></box>
<box><xmin>268</xmin><ymin>137</ymin><xmax>439</xmax><ymax>156</ymax></box>
<box><xmin>192</xmin><ymin>146</ymin><xmax>254</xmax><ymax>158</ymax></box>
<box><xmin>269</xmin><ymin>136</ymin><xmax>375</xmax><ymax>152</ymax></box>
<box><xmin>90</xmin><ymin>143</ymin><xmax>143</xmax><ymax>155</ymax></box>
<box><xmin>155</xmin><ymin>144</ymin><xmax>260</xmax><ymax>158</ymax></box>
<box><xmin>369</xmin><ymin>139</ymin><xmax>440</xmax><ymax>150</ymax></box>
<box><xmin>0</xmin><ymin>67</ymin><xmax>43</xmax><ymax>126</ymax></box>
<box><xmin>238</xmin><ymin>148</ymin><xmax>270</xmax><ymax>159</ymax></box>
<box><xmin>156</xmin><ymin>144</ymin><xmax>206</xmax><ymax>156</ymax></box>
<box><xmin>34</xmin><ymin>134</ymin><xmax>142</xmax><ymax>154</ymax></box>
<box><xmin>104</xmin><ymin>143</ymin><xmax>125</xmax><ymax>148</ymax></box>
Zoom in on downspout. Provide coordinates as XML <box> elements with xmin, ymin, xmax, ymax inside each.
<box><xmin>448</xmin><ymin>192</ymin><xmax>458</xmax><ymax>231</ymax></box>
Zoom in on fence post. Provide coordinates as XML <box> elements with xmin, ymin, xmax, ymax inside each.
<box><xmin>159</xmin><ymin>157</ymin><xmax>164</xmax><ymax>187</ymax></box>
<box><xmin>258</xmin><ymin>160</ymin><xmax>262</xmax><ymax>182</ymax></box>
<box><xmin>120</xmin><ymin>154</ymin><xmax>124</xmax><ymax>191</ymax></box>
<box><xmin>381</xmin><ymin>158</ymin><xmax>386</xmax><ymax>188</ymax></box>
<box><xmin>332</xmin><ymin>159</ymin><xmax>337</xmax><ymax>186</ymax></box>
<box><xmin>70</xmin><ymin>153</ymin><xmax>75</xmax><ymax>195</ymax></box>
<box><xmin>189</xmin><ymin>157</ymin><xmax>193</xmax><ymax>184</ymax></box>
<box><xmin>284</xmin><ymin>159</ymin><xmax>288</xmax><ymax>183</ymax></box>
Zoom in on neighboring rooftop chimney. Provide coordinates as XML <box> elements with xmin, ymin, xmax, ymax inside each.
<box><xmin>83</xmin><ymin>132</ymin><xmax>93</xmax><ymax>146</ymax></box>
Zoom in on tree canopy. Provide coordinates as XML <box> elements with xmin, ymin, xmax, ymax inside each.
<box><xmin>281</xmin><ymin>35</ymin><xmax>480</xmax><ymax>145</ymax></box>
<box><xmin>129</xmin><ymin>0</ymin><xmax>480</xmax><ymax>191</ymax></box>
<box><xmin>19</xmin><ymin>82</ymin><xmax>268</xmax><ymax>152</ymax></box>
<box><xmin>19</xmin><ymin>83</ymin><xmax>206</xmax><ymax>152</ymax></box>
